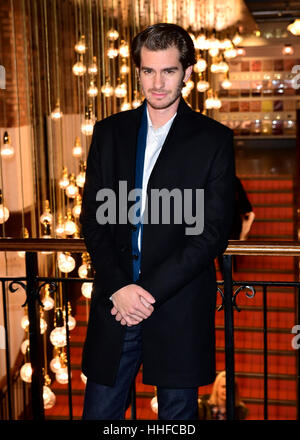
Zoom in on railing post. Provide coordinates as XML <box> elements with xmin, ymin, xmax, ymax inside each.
<box><xmin>25</xmin><ymin>252</ymin><xmax>44</xmax><ymax>420</ymax></box>
<box><xmin>223</xmin><ymin>254</ymin><xmax>235</xmax><ymax>420</ymax></box>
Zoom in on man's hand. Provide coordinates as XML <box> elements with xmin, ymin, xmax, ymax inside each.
<box><xmin>110</xmin><ymin>284</ymin><xmax>155</xmax><ymax>326</ymax></box>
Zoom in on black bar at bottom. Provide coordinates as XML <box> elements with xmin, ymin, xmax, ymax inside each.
<box><xmin>223</xmin><ymin>254</ymin><xmax>235</xmax><ymax>420</ymax></box>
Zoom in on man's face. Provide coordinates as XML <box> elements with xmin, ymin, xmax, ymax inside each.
<box><xmin>138</xmin><ymin>46</ymin><xmax>192</xmax><ymax>110</ymax></box>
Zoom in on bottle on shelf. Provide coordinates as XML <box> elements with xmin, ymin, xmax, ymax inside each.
<box><xmin>250</xmin><ymin>114</ymin><xmax>261</xmax><ymax>135</ymax></box>
<box><xmin>272</xmin><ymin>114</ymin><xmax>283</xmax><ymax>135</ymax></box>
<box><xmin>262</xmin><ymin>114</ymin><xmax>272</xmax><ymax>135</ymax></box>
<box><xmin>283</xmin><ymin>114</ymin><xmax>296</xmax><ymax>135</ymax></box>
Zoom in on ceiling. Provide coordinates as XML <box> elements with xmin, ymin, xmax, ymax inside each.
<box><xmin>244</xmin><ymin>0</ymin><xmax>300</xmax><ymax>22</ymax></box>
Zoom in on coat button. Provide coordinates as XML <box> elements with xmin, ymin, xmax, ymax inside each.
<box><xmin>132</xmin><ymin>254</ymin><xmax>139</xmax><ymax>260</ymax></box>
<box><xmin>120</xmin><ymin>245</ymin><xmax>128</xmax><ymax>252</ymax></box>
<box><xmin>131</xmin><ymin>225</ymin><xmax>137</xmax><ymax>231</ymax></box>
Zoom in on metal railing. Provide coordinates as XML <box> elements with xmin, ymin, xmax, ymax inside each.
<box><xmin>0</xmin><ymin>238</ymin><xmax>299</xmax><ymax>420</ymax></box>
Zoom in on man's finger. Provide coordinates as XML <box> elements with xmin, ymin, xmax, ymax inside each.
<box><xmin>137</xmin><ymin>287</ymin><xmax>156</xmax><ymax>304</ymax></box>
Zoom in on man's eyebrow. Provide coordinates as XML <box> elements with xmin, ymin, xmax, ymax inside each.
<box><xmin>140</xmin><ymin>66</ymin><xmax>179</xmax><ymax>70</ymax></box>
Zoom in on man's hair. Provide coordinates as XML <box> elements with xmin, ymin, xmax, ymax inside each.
<box><xmin>131</xmin><ymin>23</ymin><xmax>196</xmax><ymax>70</ymax></box>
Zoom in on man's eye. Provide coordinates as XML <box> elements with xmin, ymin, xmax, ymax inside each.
<box><xmin>143</xmin><ymin>70</ymin><xmax>152</xmax><ymax>74</ymax></box>
<box><xmin>165</xmin><ymin>70</ymin><xmax>175</xmax><ymax>74</ymax></box>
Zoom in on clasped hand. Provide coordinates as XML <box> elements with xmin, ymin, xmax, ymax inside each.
<box><xmin>111</xmin><ymin>284</ymin><xmax>155</xmax><ymax>326</ymax></box>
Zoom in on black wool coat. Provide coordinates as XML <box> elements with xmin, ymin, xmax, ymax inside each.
<box><xmin>80</xmin><ymin>97</ymin><xmax>235</xmax><ymax>388</ymax></box>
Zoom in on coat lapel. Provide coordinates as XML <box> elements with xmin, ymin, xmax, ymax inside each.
<box><xmin>114</xmin><ymin>101</ymin><xmax>146</xmax><ymax>194</ymax></box>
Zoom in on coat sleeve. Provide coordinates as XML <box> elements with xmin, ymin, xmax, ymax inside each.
<box><xmin>80</xmin><ymin>123</ymin><xmax>132</xmax><ymax>298</ymax></box>
<box><xmin>137</xmin><ymin>130</ymin><xmax>235</xmax><ymax>307</ymax></box>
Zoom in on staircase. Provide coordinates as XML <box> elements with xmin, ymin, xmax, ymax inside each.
<box><xmin>45</xmin><ymin>175</ymin><xmax>298</xmax><ymax>420</ymax></box>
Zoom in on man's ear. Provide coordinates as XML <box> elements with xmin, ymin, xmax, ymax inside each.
<box><xmin>183</xmin><ymin>65</ymin><xmax>193</xmax><ymax>83</ymax></box>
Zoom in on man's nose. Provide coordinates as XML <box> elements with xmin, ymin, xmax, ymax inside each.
<box><xmin>153</xmin><ymin>73</ymin><xmax>164</xmax><ymax>90</ymax></box>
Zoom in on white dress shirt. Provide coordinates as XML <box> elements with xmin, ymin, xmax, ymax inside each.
<box><xmin>138</xmin><ymin>107</ymin><xmax>177</xmax><ymax>251</ymax></box>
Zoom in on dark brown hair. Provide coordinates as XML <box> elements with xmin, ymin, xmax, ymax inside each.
<box><xmin>131</xmin><ymin>23</ymin><xmax>196</xmax><ymax>70</ymax></box>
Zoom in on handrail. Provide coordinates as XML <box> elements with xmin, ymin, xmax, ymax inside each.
<box><xmin>0</xmin><ymin>238</ymin><xmax>300</xmax><ymax>256</ymax></box>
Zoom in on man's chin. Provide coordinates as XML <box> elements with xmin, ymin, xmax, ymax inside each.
<box><xmin>147</xmin><ymin>95</ymin><xmax>180</xmax><ymax>110</ymax></box>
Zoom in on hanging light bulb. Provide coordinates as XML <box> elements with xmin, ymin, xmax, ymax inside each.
<box><xmin>196</xmin><ymin>77</ymin><xmax>210</xmax><ymax>93</ymax></box>
<box><xmin>107</xmin><ymin>43</ymin><xmax>118</xmax><ymax>59</ymax></box>
<box><xmin>205</xmin><ymin>90</ymin><xmax>222</xmax><ymax>110</ymax></box>
<box><xmin>40</xmin><ymin>200</ymin><xmax>53</xmax><ymax>225</ymax></box>
<box><xmin>50</xmin><ymin>99</ymin><xmax>63</xmax><ymax>120</ymax></box>
<box><xmin>120</xmin><ymin>59</ymin><xmax>130</xmax><ymax>75</ymax></box>
<box><xmin>21</xmin><ymin>314</ymin><xmax>29</xmax><ymax>330</ymax></box>
<box><xmin>132</xmin><ymin>91</ymin><xmax>142</xmax><ymax>109</ymax></box>
<box><xmin>64</xmin><ymin>302</ymin><xmax>76</xmax><ymax>331</ymax></box>
<box><xmin>87</xmin><ymin>80</ymin><xmax>98</xmax><ymax>97</ymax></box>
<box><xmin>0</xmin><ymin>190</ymin><xmax>9</xmax><ymax>224</ymax></box>
<box><xmin>287</xmin><ymin>19</ymin><xmax>300</xmax><ymax>36</ymax></box>
<box><xmin>72</xmin><ymin>136</ymin><xmax>82</xmax><ymax>157</ymax></box>
<box><xmin>211</xmin><ymin>60</ymin><xmax>229</xmax><ymax>74</ymax></box>
<box><xmin>114</xmin><ymin>79</ymin><xmax>127</xmax><ymax>98</ymax></box>
<box><xmin>43</xmin><ymin>386</ymin><xmax>56</xmax><ymax>409</ymax></box>
<box><xmin>55</xmin><ymin>213</ymin><xmax>65</xmax><ymax>238</ymax></box>
<box><xmin>76</xmin><ymin>161</ymin><xmax>86</xmax><ymax>188</ymax></box>
<box><xmin>74</xmin><ymin>35</ymin><xmax>86</xmax><ymax>54</ymax></box>
<box><xmin>63</xmin><ymin>210</ymin><xmax>77</xmax><ymax>236</ymax></box>
<box><xmin>78</xmin><ymin>252</ymin><xmax>89</xmax><ymax>278</ymax></box>
<box><xmin>186</xmin><ymin>80</ymin><xmax>194</xmax><ymax>91</ymax></box>
<box><xmin>209</xmin><ymin>47</ymin><xmax>219</xmax><ymax>57</ymax></box>
<box><xmin>59</xmin><ymin>167</ymin><xmax>69</xmax><ymax>189</ymax></box>
<box><xmin>20</xmin><ymin>362</ymin><xmax>32</xmax><ymax>383</ymax></box>
<box><xmin>107</xmin><ymin>28</ymin><xmax>119</xmax><ymax>41</ymax></box>
<box><xmin>195</xmin><ymin>33</ymin><xmax>207</xmax><ymax>50</ymax></box>
<box><xmin>56</xmin><ymin>366</ymin><xmax>71</xmax><ymax>384</ymax></box>
<box><xmin>50</xmin><ymin>356</ymin><xmax>62</xmax><ymax>373</ymax></box>
<box><xmin>101</xmin><ymin>79</ymin><xmax>114</xmax><ymax>97</ymax></box>
<box><xmin>194</xmin><ymin>58</ymin><xmax>207</xmax><ymax>73</ymax></box>
<box><xmin>236</xmin><ymin>47</ymin><xmax>246</xmax><ymax>57</ymax></box>
<box><xmin>1</xmin><ymin>131</ymin><xmax>14</xmax><ymax>158</ymax></box>
<box><xmin>50</xmin><ymin>326</ymin><xmax>67</xmax><ymax>347</ymax></box>
<box><xmin>282</xmin><ymin>44</ymin><xmax>294</xmax><ymax>56</ymax></box>
<box><xmin>219</xmin><ymin>38</ymin><xmax>233</xmax><ymax>50</ymax></box>
<box><xmin>81</xmin><ymin>106</ymin><xmax>95</xmax><ymax>136</ymax></box>
<box><xmin>57</xmin><ymin>251</ymin><xmax>76</xmax><ymax>273</ymax></box>
<box><xmin>120</xmin><ymin>101</ymin><xmax>131</xmax><ymax>111</ymax></box>
<box><xmin>65</xmin><ymin>173</ymin><xmax>79</xmax><ymax>198</ymax></box>
<box><xmin>42</xmin><ymin>284</ymin><xmax>55</xmax><ymax>311</ymax></box>
<box><xmin>40</xmin><ymin>314</ymin><xmax>47</xmax><ymax>334</ymax></box>
<box><xmin>72</xmin><ymin>56</ymin><xmax>86</xmax><ymax>76</ymax></box>
<box><xmin>206</xmin><ymin>36</ymin><xmax>220</xmax><ymax>51</ymax></box>
<box><xmin>221</xmin><ymin>76</ymin><xmax>232</xmax><ymax>89</ymax></box>
<box><xmin>21</xmin><ymin>339</ymin><xmax>30</xmax><ymax>355</ymax></box>
<box><xmin>72</xmin><ymin>194</ymin><xmax>82</xmax><ymax>219</ymax></box>
<box><xmin>50</xmin><ymin>309</ymin><xmax>67</xmax><ymax>347</ymax></box>
<box><xmin>181</xmin><ymin>84</ymin><xmax>191</xmax><ymax>98</ymax></box>
<box><xmin>81</xmin><ymin>282</ymin><xmax>93</xmax><ymax>299</ymax></box>
<box><xmin>119</xmin><ymin>40</ymin><xmax>129</xmax><ymax>58</ymax></box>
<box><xmin>224</xmin><ymin>47</ymin><xmax>237</xmax><ymax>59</ymax></box>
<box><xmin>88</xmin><ymin>56</ymin><xmax>98</xmax><ymax>75</ymax></box>
<box><xmin>232</xmin><ymin>31</ymin><xmax>243</xmax><ymax>46</ymax></box>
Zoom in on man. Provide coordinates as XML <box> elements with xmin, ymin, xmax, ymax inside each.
<box><xmin>80</xmin><ymin>23</ymin><xmax>235</xmax><ymax>420</ymax></box>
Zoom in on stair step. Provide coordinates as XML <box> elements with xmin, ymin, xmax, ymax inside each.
<box><xmin>240</xmin><ymin>179</ymin><xmax>293</xmax><ymax>191</ymax></box>
<box><xmin>246</xmin><ymin>193</ymin><xmax>293</xmax><ymax>204</ymax></box>
<box><xmin>253</xmin><ymin>206</ymin><xmax>294</xmax><ymax>219</ymax></box>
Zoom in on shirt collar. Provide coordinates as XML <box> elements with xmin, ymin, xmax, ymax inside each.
<box><xmin>146</xmin><ymin>105</ymin><xmax>177</xmax><ymax>136</ymax></box>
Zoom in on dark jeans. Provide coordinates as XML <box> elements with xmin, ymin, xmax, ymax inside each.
<box><xmin>82</xmin><ymin>324</ymin><xmax>198</xmax><ymax>420</ymax></box>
